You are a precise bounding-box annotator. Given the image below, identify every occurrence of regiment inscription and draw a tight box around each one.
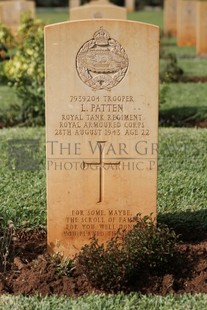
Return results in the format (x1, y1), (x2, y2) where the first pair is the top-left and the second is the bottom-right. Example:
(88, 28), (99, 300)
(45, 20), (159, 258)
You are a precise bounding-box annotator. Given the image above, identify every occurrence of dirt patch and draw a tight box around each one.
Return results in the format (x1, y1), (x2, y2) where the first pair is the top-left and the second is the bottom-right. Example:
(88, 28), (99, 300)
(194, 119), (207, 128)
(183, 76), (207, 83)
(0, 228), (207, 296)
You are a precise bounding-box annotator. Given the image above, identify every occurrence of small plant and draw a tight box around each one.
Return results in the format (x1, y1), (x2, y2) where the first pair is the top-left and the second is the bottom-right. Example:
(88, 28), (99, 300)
(50, 252), (75, 278)
(159, 82), (170, 105)
(76, 214), (180, 292)
(160, 52), (184, 83)
(0, 220), (16, 272)
(4, 16), (45, 125)
(0, 23), (15, 84)
(0, 23), (15, 54)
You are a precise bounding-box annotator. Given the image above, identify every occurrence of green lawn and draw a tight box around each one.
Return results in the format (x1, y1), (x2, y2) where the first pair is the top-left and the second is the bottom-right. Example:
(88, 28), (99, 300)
(160, 57), (207, 77)
(1, 292), (207, 309)
(159, 83), (207, 126)
(128, 9), (163, 28)
(0, 86), (20, 111)
(37, 7), (69, 24)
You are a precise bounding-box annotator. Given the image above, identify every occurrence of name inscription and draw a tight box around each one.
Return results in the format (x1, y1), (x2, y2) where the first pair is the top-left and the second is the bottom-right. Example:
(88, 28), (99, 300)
(54, 94), (150, 137)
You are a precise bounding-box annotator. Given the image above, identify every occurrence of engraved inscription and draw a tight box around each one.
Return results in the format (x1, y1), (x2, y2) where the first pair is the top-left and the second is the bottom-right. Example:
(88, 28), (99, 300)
(63, 209), (135, 237)
(76, 27), (129, 90)
(53, 93), (150, 137)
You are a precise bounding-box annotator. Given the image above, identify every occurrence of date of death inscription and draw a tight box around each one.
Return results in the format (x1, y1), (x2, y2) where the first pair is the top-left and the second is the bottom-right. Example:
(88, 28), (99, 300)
(54, 95), (150, 137)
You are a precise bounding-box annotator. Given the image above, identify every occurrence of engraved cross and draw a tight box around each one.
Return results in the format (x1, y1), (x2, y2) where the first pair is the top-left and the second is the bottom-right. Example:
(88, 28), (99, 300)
(83, 141), (120, 203)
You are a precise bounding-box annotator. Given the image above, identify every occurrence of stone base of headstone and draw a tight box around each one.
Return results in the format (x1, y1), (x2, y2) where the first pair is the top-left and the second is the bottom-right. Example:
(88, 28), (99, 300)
(177, 0), (197, 47)
(163, 0), (177, 37)
(196, 1), (207, 55)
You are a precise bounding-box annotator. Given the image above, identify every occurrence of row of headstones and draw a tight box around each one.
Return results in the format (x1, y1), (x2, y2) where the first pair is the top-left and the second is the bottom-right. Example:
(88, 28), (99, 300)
(164, 0), (207, 55)
(0, 0), (136, 33)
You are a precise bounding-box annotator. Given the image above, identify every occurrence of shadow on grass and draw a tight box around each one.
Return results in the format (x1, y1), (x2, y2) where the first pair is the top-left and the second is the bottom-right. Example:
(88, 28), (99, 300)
(159, 106), (207, 127)
(158, 209), (207, 241)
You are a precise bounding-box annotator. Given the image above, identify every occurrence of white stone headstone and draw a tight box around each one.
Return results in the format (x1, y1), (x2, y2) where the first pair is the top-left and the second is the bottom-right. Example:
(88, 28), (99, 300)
(70, 0), (127, 20)
(163, 0), (177, 36)
(177, 0), (197, 47)
(196, 1), (207, 55)
(45, 20), (159, 258)
(0, 0), (35, 32)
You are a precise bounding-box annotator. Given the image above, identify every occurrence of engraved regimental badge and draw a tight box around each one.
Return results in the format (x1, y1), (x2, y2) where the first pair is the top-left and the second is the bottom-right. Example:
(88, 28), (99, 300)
(76, 27), (129, 90)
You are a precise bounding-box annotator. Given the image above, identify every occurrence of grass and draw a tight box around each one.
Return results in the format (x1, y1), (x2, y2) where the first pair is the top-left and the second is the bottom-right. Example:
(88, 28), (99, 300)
(179, 58), (207, 77)
(1, 292), (207, 309)
(163, 45), (196, 58)
(159, 83), (207, 126)
(0, 86), (20, 111)
(128, 9), (163, 28)
(158, 128), (207, 214)
(160, 57), (207, 77)
(0, 127), (46, 227)
(36, 7), (69, 24)
(0, 127), (206, 230)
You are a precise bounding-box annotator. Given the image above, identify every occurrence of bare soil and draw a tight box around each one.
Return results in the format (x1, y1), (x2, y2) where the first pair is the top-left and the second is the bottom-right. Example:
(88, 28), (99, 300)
(0, 228), (207, 296)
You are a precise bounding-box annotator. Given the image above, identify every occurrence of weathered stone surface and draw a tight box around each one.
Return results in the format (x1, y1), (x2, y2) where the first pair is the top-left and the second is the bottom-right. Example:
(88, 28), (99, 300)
(70, 0), (127, 20)
(0, 0), (35, 32)
(196, 1), (207, 55)
(69, 0), (80, 9)
(177, 0), (197, 47)
(163, 0), (177, 36)
(125, 0), (135, 12)
(45, 20), (159, 258)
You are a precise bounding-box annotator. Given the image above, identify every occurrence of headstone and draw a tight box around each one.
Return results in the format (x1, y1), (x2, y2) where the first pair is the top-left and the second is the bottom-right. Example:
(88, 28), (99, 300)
(69, 0), (80, 9)
(177, 0), (197, 47)
(125, 0), (135, 12)
(196, 1), (207, 55)
(0, 0), (35, 32)
(163, 0), (177, 36)
(45, 20), (159, 258)
(70, 0), (127, 20)
(0, 6), (2, 22)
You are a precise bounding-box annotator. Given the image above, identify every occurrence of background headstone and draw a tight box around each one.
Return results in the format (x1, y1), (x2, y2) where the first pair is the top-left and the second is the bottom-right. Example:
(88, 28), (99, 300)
(125, 0), (135, 12)
(0, 0), (35, 32)
(45, 20), (159, 258)
(196, 1), (207, 55)
(69, 0), (80, 9)
(177, 0), (197, 47)
(163, 0), (177, 36)
(70, 0), (127, 20)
